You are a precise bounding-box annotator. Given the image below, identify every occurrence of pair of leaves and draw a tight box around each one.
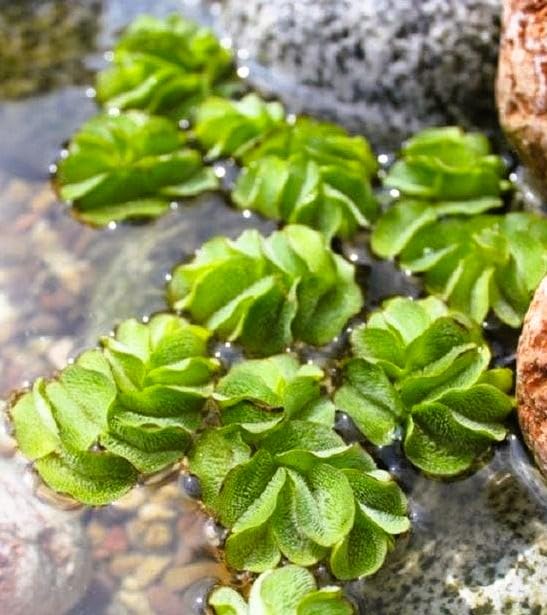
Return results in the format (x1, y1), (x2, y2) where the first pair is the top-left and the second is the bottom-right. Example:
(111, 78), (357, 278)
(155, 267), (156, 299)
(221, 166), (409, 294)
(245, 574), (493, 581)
(189, 419), (409, 579)
(208, 565), (354, 615)
(96, 14), (237, 121)
(10, 314), (219, 504)
(372, 126), (508, 259)
(56, 111), (218, 226)
(194, 94), (286, 160)
(334, 297), (514, 476)
(232, 118), (379, 239)
(215, 354), (335, 435)
(397, 213), (547, 327)
(167, 224), (363, 355)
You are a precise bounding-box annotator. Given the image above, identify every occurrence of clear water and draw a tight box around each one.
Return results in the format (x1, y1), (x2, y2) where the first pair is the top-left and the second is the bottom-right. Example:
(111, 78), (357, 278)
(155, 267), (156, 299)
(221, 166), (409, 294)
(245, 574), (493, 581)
(0, 2), (545, 614)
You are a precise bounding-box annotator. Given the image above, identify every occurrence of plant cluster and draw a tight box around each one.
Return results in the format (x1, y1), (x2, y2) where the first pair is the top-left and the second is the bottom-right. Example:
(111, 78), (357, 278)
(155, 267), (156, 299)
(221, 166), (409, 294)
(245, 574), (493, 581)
(10, 314), (219, 504)
(167, 224), (363, 355)
(57, 111), (218, 226)
(208, 565), (355, 614)
(231, 117), (378, 238)
(96, 14), (237, 120)
(335, 297), (514, 476)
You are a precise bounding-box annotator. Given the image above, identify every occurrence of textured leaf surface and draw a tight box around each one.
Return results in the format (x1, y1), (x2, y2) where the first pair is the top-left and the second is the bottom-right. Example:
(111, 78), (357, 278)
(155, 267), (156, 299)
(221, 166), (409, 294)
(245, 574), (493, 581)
(57, 111), (218, 225)
(11, 315), (218, 504)
(372, 126), (507, 258)
(335, 297), (514, 475)
(96, 14), (236, 120)
(190, 416), (408, 578)
(209, 565), (355, 615)
(168, 225), (363, 354)
(233, 117), (378, 238)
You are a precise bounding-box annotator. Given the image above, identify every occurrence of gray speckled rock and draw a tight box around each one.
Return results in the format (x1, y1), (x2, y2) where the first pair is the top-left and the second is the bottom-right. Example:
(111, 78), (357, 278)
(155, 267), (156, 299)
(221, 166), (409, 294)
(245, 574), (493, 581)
(217, 0), (501, 148)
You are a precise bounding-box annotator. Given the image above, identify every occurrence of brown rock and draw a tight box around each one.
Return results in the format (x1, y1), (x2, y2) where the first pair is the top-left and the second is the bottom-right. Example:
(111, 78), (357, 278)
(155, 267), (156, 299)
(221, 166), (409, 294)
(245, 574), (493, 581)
(497, 0), (547, 197)
(516, 275), (547, 475)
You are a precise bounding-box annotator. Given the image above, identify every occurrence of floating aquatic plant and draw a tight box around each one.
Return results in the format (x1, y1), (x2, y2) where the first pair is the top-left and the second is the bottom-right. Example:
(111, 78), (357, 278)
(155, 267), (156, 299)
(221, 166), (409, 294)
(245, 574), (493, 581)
(56, 111), (218, 226)
(334, 296), (514, 476)
(167, 224), (363, 355)
(371, 127), (508, 259)
(189, 418), (409, 579)
(194, 94), (286, 160)
(10, 314), (219, 504)
(396, 212), (547, 327)
(208, 565), (355, 614)
(96, 14), (237, 120)
(215, 354), (334, 434)
(232, 118), (379, 239)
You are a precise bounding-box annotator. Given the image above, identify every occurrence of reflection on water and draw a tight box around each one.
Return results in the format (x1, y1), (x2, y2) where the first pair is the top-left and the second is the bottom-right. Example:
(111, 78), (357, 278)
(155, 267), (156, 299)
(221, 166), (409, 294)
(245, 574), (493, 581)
(0, 1), (545, 614)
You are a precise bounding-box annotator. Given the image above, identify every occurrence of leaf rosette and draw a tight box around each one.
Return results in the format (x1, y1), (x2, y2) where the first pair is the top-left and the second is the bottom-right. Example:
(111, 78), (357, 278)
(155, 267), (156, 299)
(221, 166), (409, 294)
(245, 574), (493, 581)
(96, 14), (237, 120)
(194, 94), (285, 161)
(167, 224), (363, 355)
(214, 354), (335, 435)
(208, 565), (355, 615)
(232, 118), (379, 239)
(56, 111), (218, 226)
(10, 314), (219, 504)
(334, 296), (515, 476)
(189, 418), (409, 579)
(396, 212), (547, 327)
(372, 127), (508, 259)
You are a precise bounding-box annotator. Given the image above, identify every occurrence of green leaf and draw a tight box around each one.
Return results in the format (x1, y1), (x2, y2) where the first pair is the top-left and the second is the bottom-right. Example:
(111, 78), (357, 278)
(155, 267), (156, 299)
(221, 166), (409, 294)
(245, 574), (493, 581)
(209, 566), (355, 615)
(225, 523), (281, 572)
(233, 117), (378, 239)
(195, 94), (285, 160)
(335, 296), (514, 476)
(96, 14), (236, 120)
(57, 111), (218, 226)
(167, 225), (363, 355)
(35, 447), (138, 506)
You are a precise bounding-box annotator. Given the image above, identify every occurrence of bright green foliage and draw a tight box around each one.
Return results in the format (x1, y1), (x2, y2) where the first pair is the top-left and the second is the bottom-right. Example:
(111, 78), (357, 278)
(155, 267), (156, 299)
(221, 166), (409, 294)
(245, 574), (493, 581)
(208, 565), (355, 614)
(194, 94), (285, 160)
(56, 111), (218, 226)
(167, 224), (363, 355)
(10, 314), (219, 504)
(215, 354), (334, 434)
(372, 127), (508, 258)
(96, 14), (236, 120)
(232, 118), (379, 239)
(334, 297), (514, 476)
(189, 418), (409, 579)
(398, 212), (547, 327)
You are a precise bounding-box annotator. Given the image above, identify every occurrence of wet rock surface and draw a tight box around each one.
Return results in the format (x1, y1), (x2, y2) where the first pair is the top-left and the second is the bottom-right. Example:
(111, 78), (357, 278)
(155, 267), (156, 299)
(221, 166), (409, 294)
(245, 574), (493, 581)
(517, 276), (547, 476)
(215, 0), (501, 148)
(497, 0), (547, 199)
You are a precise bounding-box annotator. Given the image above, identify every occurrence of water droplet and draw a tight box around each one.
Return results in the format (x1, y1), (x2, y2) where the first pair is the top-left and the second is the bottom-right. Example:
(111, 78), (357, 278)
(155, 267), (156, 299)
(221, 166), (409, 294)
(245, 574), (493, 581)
(85, 87), (96, 99)
(59, 149), (69, 159)
(349, 253), (359, 262)
(180, 473), (202, 499)
(179, 118), (190, 130)
(377, 153), (389, 165)
(237, 48), (250, 60)
(220, 36), (232, 49)
(141, 315), (150, 324)
(107, 221), (117, 230)
(242, 209), (252, 219)
(389, 188), (400, 198)
(170, 201), (179, 210)
(237, 66), (250, 79)
(224, 342), (232, 348)
(107, 107), (121, 117)
(214, 165), (226, 179)
(48, 163), (57, 174)
(509, 172), (518, 182)
(164, 273), (173, 282)
(103, 50), (114, 62)
(287, 113), (297, 125)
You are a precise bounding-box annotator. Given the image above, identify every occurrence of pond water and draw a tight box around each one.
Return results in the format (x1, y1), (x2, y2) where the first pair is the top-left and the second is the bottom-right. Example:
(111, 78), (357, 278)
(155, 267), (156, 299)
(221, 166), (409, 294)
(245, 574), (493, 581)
(0, 1), (545, 614)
